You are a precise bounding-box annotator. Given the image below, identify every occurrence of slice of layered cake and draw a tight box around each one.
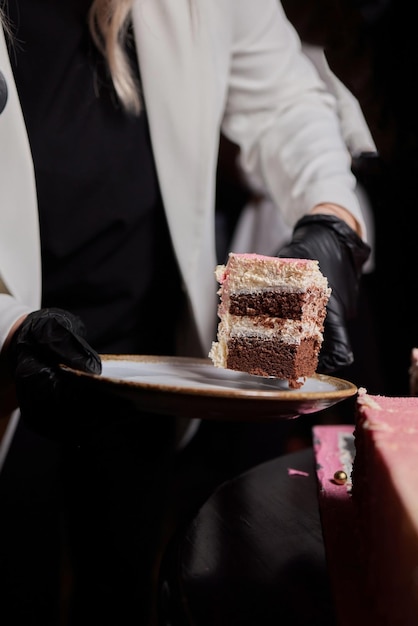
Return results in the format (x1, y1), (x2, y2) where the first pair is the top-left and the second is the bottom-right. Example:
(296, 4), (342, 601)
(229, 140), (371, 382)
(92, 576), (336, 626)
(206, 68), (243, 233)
(209, 252), (331, 388)
(351, 389), (418, 624)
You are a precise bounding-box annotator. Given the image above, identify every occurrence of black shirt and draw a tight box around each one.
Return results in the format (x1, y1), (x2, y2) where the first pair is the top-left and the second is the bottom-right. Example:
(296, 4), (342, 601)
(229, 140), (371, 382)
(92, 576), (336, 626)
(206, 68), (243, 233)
(5, 0), (182, 354)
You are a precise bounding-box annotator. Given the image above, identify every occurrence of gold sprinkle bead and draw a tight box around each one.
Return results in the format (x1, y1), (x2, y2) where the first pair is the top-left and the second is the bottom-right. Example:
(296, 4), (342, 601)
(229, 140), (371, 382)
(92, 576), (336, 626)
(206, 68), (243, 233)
(333, 470), (347, 485)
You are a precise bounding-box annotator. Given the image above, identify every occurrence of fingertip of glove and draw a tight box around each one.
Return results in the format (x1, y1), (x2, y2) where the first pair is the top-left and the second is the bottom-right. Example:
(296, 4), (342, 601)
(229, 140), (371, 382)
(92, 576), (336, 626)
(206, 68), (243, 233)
(318, 351), (354, 375)
(88, 354), (102, 375)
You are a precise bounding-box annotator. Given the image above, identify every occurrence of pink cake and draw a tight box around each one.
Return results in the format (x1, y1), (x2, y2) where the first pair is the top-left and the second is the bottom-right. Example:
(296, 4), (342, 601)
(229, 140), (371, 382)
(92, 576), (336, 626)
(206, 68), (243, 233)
(351, 389), (418, 624)
(209, 252), (331, 388)
(313, 424), (372, 626)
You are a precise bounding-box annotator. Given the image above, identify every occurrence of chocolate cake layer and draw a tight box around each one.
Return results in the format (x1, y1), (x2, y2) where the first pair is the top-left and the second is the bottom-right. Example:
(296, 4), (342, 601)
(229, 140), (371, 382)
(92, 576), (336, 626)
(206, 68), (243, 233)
(229, 291), (311, 319)
(225, 336), (320, 384)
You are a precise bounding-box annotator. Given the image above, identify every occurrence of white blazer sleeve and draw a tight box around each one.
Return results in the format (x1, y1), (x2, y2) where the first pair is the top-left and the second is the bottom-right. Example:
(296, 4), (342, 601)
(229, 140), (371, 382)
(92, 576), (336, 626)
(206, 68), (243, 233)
(221, 0), (365, 235)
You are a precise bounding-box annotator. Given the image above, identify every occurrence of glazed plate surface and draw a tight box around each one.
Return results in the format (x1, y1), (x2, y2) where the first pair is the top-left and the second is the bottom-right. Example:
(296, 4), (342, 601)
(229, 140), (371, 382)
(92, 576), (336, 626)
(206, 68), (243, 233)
(61, 355), (358, 421)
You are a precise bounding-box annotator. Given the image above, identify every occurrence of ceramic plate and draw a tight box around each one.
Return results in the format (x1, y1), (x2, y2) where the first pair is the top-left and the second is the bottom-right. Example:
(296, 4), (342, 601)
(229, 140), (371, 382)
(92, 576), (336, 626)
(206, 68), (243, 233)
(60, 354), (358, 421)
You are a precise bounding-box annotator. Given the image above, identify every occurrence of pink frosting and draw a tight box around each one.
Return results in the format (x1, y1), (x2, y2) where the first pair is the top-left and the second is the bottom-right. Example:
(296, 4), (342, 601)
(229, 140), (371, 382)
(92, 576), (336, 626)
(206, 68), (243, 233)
(313, 424), (375, 624)
(313, 425), (355, 498)
(357, 392), (418, 434)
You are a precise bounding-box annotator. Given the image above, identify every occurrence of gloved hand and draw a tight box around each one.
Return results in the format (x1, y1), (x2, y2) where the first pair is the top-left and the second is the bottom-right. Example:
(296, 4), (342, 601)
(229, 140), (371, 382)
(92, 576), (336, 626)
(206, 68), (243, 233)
(277, 214), (371, 373)
(8, 307), (102, 440)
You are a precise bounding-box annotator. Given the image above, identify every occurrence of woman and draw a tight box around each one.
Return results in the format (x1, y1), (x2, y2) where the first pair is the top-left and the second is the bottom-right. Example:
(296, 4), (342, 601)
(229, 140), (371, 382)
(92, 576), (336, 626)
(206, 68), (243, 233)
(0, 1), (370, 624)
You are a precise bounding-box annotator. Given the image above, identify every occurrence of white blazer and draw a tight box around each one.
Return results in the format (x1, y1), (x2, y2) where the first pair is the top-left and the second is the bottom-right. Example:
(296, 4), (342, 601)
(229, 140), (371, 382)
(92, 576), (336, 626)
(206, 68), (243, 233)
(0, 0), (365, 360)
(230, 43), (377, 270)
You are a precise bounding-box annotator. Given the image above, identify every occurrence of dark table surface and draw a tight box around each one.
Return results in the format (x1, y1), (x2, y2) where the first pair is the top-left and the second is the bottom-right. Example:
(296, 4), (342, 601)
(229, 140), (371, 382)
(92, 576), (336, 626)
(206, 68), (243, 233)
(158, 447), (337, 626)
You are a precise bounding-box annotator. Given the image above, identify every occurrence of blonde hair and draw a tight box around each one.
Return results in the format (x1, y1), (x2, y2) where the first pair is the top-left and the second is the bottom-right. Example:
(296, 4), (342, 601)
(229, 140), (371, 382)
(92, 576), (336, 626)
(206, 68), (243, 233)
(1, 0), (140, 113)
(0, 4), (12, 39)
(89, 0), (141, 115)
(3, 0), (194, 115)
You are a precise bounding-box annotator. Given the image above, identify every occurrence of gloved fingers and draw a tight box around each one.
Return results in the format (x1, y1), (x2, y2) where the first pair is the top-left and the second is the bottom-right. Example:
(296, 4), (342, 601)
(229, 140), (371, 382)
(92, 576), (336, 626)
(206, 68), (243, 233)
(279, 218), (365, 320)
(17, 321), (101, 373)
(8, 308), (102, 441)
(277, 214), (368, 375)
(31, 306), (88, 336)
(14, 354), (57, 386)
(10, 308), (101, 375)
(288, 215), (371, 273)
(318, 310), (354, 374)
(310, 214), (371, 273)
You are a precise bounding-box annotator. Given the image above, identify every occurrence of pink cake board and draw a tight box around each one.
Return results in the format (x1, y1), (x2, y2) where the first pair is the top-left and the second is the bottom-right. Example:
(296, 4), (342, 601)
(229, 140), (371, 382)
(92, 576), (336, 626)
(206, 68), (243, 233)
(313, 425), (374, 625)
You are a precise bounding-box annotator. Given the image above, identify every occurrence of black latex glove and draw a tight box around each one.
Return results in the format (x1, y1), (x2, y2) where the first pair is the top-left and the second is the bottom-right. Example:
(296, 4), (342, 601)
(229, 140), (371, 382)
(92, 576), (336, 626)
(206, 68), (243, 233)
(277, 214), (371, 373)
(8, 308), (102, 440)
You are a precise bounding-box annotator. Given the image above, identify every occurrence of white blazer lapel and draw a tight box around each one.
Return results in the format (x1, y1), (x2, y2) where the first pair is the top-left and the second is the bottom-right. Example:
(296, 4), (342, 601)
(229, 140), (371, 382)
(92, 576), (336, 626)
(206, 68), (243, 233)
(0, 28), (41, 308)
(132, 0), (220, 351)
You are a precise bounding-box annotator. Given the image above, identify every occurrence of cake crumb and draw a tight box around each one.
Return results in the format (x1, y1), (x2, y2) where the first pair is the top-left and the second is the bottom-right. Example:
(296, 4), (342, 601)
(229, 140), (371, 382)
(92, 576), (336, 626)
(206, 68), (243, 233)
(287, 468), (309, 477)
